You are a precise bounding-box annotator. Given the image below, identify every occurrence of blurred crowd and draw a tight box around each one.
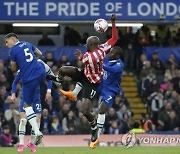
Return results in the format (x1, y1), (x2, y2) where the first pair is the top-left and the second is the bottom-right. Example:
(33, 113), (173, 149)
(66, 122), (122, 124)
(0, 25), (179, 141)
(138, 52), (180, 132)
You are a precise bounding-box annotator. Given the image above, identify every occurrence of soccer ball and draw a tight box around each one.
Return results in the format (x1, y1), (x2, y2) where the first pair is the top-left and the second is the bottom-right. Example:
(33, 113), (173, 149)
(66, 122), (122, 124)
(94, 18), (108, 33)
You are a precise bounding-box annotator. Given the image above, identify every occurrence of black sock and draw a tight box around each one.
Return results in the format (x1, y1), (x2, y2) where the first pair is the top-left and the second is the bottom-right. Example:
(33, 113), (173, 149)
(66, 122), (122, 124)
(89, 118), (97, 130)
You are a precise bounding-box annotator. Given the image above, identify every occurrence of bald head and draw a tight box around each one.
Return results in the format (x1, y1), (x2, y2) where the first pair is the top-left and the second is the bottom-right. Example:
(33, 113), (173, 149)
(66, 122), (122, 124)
(86, 36), (100, 51)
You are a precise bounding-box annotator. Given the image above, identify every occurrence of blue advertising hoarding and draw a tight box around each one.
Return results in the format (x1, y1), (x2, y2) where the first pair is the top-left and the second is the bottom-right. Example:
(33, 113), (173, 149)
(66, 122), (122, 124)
(0, 0), (179, 21)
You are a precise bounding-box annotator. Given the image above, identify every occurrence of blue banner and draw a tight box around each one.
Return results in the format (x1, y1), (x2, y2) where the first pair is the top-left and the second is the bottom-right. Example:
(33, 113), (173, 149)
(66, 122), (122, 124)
(143, 47), (180, 63)
(0, 0), (179, 21)
(1, 46), (179, 63)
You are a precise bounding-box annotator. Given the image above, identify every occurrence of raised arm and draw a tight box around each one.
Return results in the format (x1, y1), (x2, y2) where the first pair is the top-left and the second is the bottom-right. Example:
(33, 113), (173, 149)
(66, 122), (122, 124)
(99, 14), (118, 52)
(107, 14), (118, 46)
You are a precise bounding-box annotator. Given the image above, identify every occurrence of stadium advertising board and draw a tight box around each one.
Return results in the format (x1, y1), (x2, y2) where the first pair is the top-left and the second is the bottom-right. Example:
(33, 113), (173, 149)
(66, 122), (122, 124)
(24, 134), (180, 147)
(0, 0), (179, 21)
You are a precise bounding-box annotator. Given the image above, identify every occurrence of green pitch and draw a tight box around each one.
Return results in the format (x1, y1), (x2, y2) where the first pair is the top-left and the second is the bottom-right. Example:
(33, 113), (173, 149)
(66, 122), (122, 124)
(1, 146), (180, 154)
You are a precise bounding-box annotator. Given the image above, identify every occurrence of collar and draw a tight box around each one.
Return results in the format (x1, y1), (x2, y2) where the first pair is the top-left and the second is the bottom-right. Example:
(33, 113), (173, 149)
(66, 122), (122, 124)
(109, 60), (117, 62)
(15, 41), (20, 45)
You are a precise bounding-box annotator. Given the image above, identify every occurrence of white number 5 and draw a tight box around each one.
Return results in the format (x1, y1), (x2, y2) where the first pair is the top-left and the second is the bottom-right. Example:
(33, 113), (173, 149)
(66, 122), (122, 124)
(24, 48), (33, 62)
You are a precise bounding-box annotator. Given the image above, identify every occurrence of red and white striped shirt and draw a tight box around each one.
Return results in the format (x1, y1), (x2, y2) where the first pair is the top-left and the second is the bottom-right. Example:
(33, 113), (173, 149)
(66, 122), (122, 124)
(82, 23), (117, 83)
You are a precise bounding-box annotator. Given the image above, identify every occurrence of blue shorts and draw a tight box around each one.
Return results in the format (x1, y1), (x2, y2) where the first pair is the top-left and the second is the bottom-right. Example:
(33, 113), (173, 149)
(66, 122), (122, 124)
(20, 88), (42, 114)
(99, 90), (116, 108)
(22, 73), (45, 105)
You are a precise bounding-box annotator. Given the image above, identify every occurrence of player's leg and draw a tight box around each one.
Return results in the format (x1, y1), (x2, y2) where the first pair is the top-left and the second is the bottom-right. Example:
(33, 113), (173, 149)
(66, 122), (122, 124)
(28, 94), (42, 152)
(60, 82), (83, 101)
(18, 105), (27, 152)
(37, 59), (61, 86)
(59, 66), (84, 99)
(80, 79), (99, 149)
(22, 80), (43, 146)
(91, 91), (115, 149)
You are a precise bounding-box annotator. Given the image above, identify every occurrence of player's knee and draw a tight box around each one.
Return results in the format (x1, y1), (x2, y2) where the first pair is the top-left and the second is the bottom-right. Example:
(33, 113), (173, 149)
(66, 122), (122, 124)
(99, 102), (108, 114)
(20, 118), (27, 126)
(59, 67), (66, 76)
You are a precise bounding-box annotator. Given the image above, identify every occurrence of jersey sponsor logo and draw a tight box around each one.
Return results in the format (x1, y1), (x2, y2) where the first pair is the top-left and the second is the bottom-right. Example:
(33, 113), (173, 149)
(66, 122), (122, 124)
(103, 70), (107, 80)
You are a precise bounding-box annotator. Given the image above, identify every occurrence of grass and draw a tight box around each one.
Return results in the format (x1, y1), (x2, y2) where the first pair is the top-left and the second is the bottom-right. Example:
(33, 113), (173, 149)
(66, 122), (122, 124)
(1, 146), (180, 154)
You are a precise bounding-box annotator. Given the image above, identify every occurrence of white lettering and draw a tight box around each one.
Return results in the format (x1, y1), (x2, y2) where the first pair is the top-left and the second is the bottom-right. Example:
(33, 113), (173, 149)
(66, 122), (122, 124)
(115, 3), (122, 12)
(128, 3), (137, 16)
(77, 3), (88, 16)
(138, 137), (143, 143)
(156, 137), (163, 143)
(46, 2), (57, 16)
(29, 3), (39, 16)
(16, 2), (27, 16)
(169, 138), (175, 144)
(90, 3), (99, 16)
(58, 3), (68, 16)
(176, 138), (180, 143)
(138, 2), (151, 16)
(162, 138), (169, 144)
(152, 3), (164, 16)
(166, 3), (177, 16)
(143, 137), (149, 144)
(149, 137), (156, 144)
(4, 2), (14, 16)
(69, 3), (76, 16)
(105, 2), (114, 12)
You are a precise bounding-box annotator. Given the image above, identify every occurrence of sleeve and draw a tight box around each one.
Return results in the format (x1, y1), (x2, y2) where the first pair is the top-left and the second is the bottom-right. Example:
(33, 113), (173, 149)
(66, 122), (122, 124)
(9, 49), (16, 62)
(82, 53), (89, 65)
(47, 79), (52, 92)
(99, 23), (118, 53)
(31, 44), (36, 51)
(11, 72), (21, 94)
(103, 63), (122, 73)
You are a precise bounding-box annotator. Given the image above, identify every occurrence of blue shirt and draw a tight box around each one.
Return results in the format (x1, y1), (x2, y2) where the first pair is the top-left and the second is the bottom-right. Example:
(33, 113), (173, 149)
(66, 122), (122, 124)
(9, 41), (44, 83)
(99, 58), (124, 94)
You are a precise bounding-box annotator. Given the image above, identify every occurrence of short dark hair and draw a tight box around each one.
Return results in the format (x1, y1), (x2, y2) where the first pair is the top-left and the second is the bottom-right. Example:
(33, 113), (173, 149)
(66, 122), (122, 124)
(112, 46), (123, 58)
(4, 33), (19, 39)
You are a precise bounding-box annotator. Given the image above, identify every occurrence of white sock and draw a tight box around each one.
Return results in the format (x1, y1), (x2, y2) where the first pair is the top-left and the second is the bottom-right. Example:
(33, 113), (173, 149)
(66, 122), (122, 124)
(19, 118), (27, 145)
(72, 82), (83, 96)
(44, 63), (55, 76)
(24, 107), (40, 135)
(38, 59), (55, 76)
(97, 114), (105, 138)
(30, 123), (40, 144)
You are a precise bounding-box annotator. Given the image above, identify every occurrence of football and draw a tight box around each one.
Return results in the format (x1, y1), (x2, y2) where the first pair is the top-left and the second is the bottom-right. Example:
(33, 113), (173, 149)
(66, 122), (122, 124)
(94, 18), (108, 33)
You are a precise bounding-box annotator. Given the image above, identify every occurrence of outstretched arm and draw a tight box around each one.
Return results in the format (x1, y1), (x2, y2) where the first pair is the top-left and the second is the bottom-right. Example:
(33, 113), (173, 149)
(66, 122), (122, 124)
(107, 14), (118, 46)
(99, 14), (118, 52)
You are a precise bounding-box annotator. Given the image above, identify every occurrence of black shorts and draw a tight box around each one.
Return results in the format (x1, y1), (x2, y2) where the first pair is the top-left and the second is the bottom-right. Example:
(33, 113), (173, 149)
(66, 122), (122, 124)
(75, 68), (99, 100)
(81, 76), (99, 100)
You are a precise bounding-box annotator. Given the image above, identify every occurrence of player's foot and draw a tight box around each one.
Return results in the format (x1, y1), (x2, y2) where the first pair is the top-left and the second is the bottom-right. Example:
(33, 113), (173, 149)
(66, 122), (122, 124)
(53, 75), (63, 87)
(18, 144), (25, 152)
(35, 131), (43, 145)
(90, 128), (99, 149)
(27, 143), (36, 152)
(46, 75), (62, 87)
(60, 89), (77, 101)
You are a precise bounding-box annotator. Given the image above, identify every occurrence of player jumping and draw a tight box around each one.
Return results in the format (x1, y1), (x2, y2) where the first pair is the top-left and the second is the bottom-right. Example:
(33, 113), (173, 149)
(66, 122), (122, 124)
(48, 14), (117, 148)
(5, 33), (51, 145)
(61, 46), (124, 149)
